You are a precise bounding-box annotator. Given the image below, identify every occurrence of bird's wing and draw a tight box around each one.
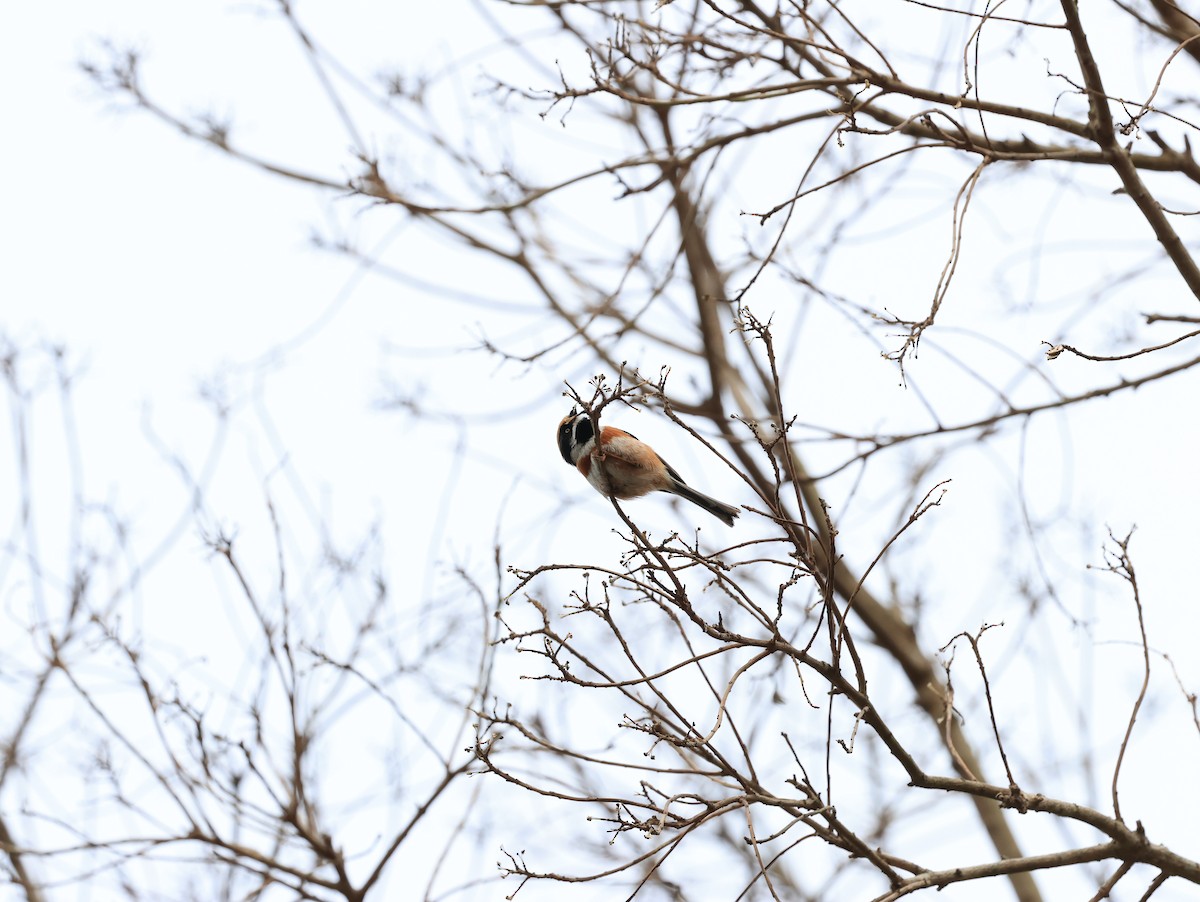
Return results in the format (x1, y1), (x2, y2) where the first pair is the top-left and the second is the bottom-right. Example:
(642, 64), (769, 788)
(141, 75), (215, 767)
(601, 428), (688, 484)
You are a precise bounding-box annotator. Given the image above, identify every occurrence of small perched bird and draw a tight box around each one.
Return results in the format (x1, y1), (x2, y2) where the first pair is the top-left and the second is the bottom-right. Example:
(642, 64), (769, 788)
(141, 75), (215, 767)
(557, 407), (740, 526)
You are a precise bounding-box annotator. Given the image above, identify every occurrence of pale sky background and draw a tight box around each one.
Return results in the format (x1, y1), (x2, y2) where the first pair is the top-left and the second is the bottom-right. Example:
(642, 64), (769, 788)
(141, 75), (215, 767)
(4, 2), (1200, 900)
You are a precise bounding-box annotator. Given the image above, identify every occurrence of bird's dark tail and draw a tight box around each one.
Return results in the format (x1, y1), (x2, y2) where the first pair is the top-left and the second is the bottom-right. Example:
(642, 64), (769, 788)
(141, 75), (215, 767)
(667, 483), (740, 526)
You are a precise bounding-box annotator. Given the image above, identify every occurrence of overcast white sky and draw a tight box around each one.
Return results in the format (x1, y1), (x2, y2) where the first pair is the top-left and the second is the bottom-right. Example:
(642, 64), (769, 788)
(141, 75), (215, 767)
(5, 2), (1200, 899)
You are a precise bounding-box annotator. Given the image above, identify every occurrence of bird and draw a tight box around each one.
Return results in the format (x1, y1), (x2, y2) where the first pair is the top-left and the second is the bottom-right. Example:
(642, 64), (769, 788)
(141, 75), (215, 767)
(556, 406), (740, 526)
